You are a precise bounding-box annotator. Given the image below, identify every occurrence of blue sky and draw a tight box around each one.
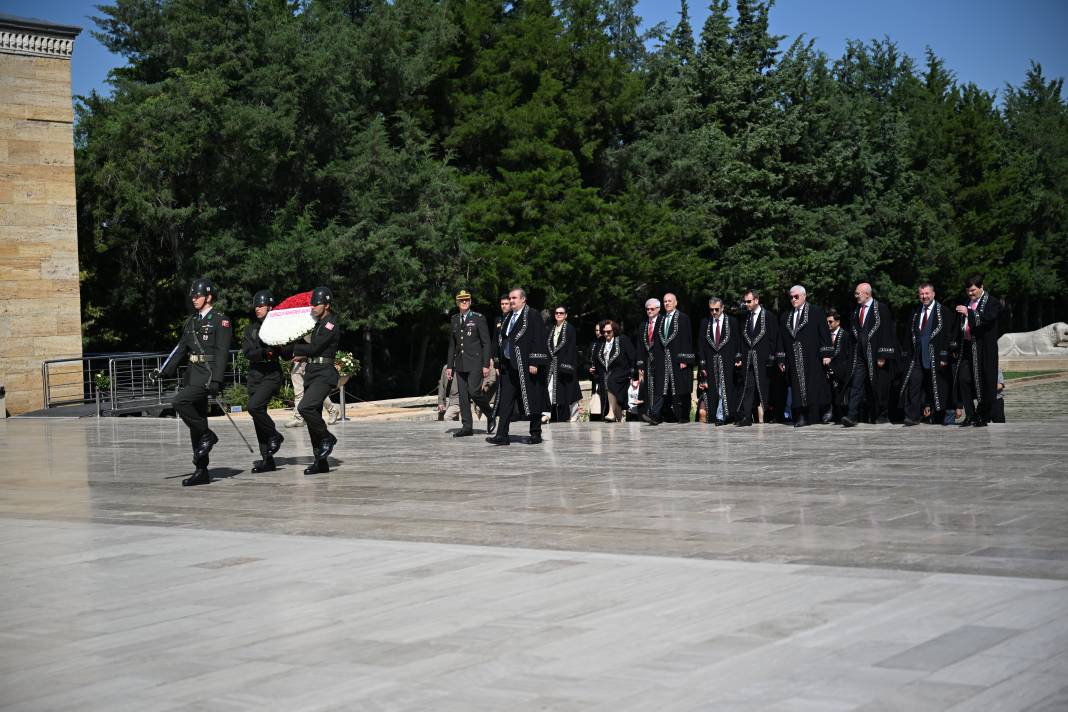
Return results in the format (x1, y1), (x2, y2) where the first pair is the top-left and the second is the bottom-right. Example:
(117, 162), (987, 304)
(4, 0), (1067, 100)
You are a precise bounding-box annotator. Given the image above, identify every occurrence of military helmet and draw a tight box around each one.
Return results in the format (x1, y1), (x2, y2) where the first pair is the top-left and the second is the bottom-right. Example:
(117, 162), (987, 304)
(252, 289), (274, 308)
(310, 286), (333, 306)
(189, 278), (216, 299)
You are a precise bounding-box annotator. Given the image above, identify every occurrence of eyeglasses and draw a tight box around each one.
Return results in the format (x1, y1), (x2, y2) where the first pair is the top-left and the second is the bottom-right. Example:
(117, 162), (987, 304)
(554, 311), (566, 315)
(789, 294), (802, 300)
(743, 299), (754, 304)
(458, 299), (470, 303)
(709, 307), (722, 312)
(603, 329), (613, 334)
(646, 307), (657, 311)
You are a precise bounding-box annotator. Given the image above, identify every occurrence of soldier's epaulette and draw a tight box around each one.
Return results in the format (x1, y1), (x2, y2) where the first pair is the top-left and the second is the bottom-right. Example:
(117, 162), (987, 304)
(470, 311), (483, 317)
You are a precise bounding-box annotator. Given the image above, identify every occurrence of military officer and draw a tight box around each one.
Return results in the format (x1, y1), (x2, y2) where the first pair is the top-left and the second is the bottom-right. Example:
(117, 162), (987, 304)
(291, 286), (341, 475)
(243, 290), (285, 472)
(154, 278), (233, 487)
(446, 289), (494, 436)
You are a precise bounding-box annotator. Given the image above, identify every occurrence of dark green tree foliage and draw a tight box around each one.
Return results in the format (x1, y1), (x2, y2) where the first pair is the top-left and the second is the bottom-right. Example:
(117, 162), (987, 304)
(76, 0), (1068, 394)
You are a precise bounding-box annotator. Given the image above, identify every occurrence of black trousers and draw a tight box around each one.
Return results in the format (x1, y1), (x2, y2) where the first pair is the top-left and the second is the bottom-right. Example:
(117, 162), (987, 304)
(173, 383), (212, 466)
(904, 365), (944, 422)
(495, 361), (540, 438)
(955, 353), (993, 420)
(456, 369), (492, 430)
(247, 371), (282, 456)
(847, 364), (890, 422)
(736, 366), (767, 421)
(298, 371), (335, 454)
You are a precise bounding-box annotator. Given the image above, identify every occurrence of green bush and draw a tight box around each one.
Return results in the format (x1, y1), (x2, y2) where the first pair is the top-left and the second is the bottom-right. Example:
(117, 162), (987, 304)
(222, 383), (249, 408)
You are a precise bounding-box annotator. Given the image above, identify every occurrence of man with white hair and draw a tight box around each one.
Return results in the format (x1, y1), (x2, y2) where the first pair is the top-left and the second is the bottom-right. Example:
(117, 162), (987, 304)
(635, 297), (666, 424)
(780, 285), (832, 427)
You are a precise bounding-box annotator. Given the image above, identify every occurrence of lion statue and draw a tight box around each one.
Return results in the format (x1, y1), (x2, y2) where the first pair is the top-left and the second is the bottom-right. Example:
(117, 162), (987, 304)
(998, 322), (1068, 357)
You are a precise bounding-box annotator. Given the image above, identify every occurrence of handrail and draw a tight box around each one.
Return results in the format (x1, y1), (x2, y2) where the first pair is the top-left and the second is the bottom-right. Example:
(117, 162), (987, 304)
(41, 350), (243, 413)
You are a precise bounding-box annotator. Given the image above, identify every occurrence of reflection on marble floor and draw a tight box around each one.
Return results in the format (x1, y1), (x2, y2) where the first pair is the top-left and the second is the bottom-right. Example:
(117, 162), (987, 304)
(2, 417), (1067, 579)
(1, 410), (1067, 710)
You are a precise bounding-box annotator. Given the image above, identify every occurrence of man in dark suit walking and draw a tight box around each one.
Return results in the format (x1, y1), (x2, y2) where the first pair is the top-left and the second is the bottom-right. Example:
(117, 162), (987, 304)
(488, 288), (549, 445)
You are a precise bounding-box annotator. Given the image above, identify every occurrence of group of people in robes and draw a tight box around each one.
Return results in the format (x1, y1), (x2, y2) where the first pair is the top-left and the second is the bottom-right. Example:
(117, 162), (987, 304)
(577, 276), (1002, 428)
(443, 274), (1003, 444)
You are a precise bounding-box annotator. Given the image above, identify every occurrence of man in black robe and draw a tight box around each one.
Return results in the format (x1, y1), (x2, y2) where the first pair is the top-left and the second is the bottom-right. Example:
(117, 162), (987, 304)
(487, 288), (549, 445)
(593, 320), (635, 423)
(546, 305), (582, 422)
(656, 293), (696, 422)
(900, 282), (952, 426)
(780, 285), (832, 427)
(823, 308), (853, 423)
(842, 282), (897, 427)
(950, 274), (1001, 427)
(635, 297), (666, 425)
(697, 297), (740, 425)
(735, 289), (781, 426)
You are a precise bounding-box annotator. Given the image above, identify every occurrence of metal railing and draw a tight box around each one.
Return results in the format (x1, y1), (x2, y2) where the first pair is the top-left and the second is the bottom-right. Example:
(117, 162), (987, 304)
(41, 351), (242, 415)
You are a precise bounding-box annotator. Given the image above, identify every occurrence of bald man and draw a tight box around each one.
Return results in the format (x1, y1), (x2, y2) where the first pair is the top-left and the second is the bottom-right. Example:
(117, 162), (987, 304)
(842, 283), (897, 427)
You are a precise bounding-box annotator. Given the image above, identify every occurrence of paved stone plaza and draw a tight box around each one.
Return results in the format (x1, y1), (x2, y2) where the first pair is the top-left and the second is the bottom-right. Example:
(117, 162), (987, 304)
(2, 381), (1067, 710)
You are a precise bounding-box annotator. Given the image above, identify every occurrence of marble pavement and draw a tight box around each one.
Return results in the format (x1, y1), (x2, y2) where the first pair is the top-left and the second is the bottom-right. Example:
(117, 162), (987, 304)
(1, 382), (1067, 710)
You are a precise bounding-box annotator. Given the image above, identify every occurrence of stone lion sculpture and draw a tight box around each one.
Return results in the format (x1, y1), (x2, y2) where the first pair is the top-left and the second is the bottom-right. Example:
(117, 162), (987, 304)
(998, 322), (1068, 357)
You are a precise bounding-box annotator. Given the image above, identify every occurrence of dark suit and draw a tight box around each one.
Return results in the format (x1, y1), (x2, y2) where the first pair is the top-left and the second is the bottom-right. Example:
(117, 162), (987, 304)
(847, 299), (896, 422)
(635, 313), (665, 419)
(594, 336), (636, 419)
(781, 303), (832, 422)
(242, 321), (283, 456)
(495, 305), (549, 437)
(900, 302), (951, 422)
(657, 310), (696, 421)
(697, 314), (740, 423)
(547, 321), (582, 421)
(951, 292), (1001, 423)
(447, 310), (493, 430)
(825, 327), (854, 421)
(161, 308), (233, 466)
(737, 308), (781, 421)
(293, 313), (340, 452)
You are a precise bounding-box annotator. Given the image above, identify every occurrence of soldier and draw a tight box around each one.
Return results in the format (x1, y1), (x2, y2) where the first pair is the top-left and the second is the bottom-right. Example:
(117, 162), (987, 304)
(446, 289), (494, 436)
(154, 278), (233, 487)
(243, 290), (284, 472)
(291, 286), (341, 474)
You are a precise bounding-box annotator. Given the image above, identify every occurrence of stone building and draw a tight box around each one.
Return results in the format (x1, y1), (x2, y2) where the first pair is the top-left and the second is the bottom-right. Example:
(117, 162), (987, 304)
(0, 14), (82, 415)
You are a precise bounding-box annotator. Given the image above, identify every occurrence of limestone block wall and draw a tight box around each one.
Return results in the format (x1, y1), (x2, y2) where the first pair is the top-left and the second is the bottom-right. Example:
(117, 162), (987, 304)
(0, 16), (82, 414)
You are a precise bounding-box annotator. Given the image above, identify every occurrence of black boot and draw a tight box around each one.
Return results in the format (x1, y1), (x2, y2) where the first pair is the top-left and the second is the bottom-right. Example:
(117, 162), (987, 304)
(304, 458), (329, 475)
(182, 468), (211, 487)
(316, 432), (338, 460)
(194, 430), (219, 460)
(265, 433), (284, 457)
(251, 455), (276, 473)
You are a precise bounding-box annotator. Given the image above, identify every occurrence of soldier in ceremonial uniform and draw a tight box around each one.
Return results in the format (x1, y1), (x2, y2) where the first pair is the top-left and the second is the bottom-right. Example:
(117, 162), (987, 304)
(155, 278), (233, 487)
(243, 290), (285, 472)
(291, 286), (341, 474)
(446, 289), (493, 436)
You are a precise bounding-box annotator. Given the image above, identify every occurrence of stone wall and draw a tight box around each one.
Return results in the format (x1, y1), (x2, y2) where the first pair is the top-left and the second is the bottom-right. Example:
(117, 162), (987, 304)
(0, 16), (82, 415)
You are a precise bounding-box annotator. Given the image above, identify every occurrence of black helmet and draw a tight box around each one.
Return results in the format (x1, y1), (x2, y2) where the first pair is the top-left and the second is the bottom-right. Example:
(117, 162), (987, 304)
(310, 286), (332, 306)
(252, 290), (274, 308)
(189, 278), (216, 299)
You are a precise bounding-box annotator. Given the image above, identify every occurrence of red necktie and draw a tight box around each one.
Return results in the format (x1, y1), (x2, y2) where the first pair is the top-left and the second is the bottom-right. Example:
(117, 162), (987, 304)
(647, 319), (654, 343)
(714, 319), (721, 347)
(920, 307), (928, 332)
(859, 305), (867, 327)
